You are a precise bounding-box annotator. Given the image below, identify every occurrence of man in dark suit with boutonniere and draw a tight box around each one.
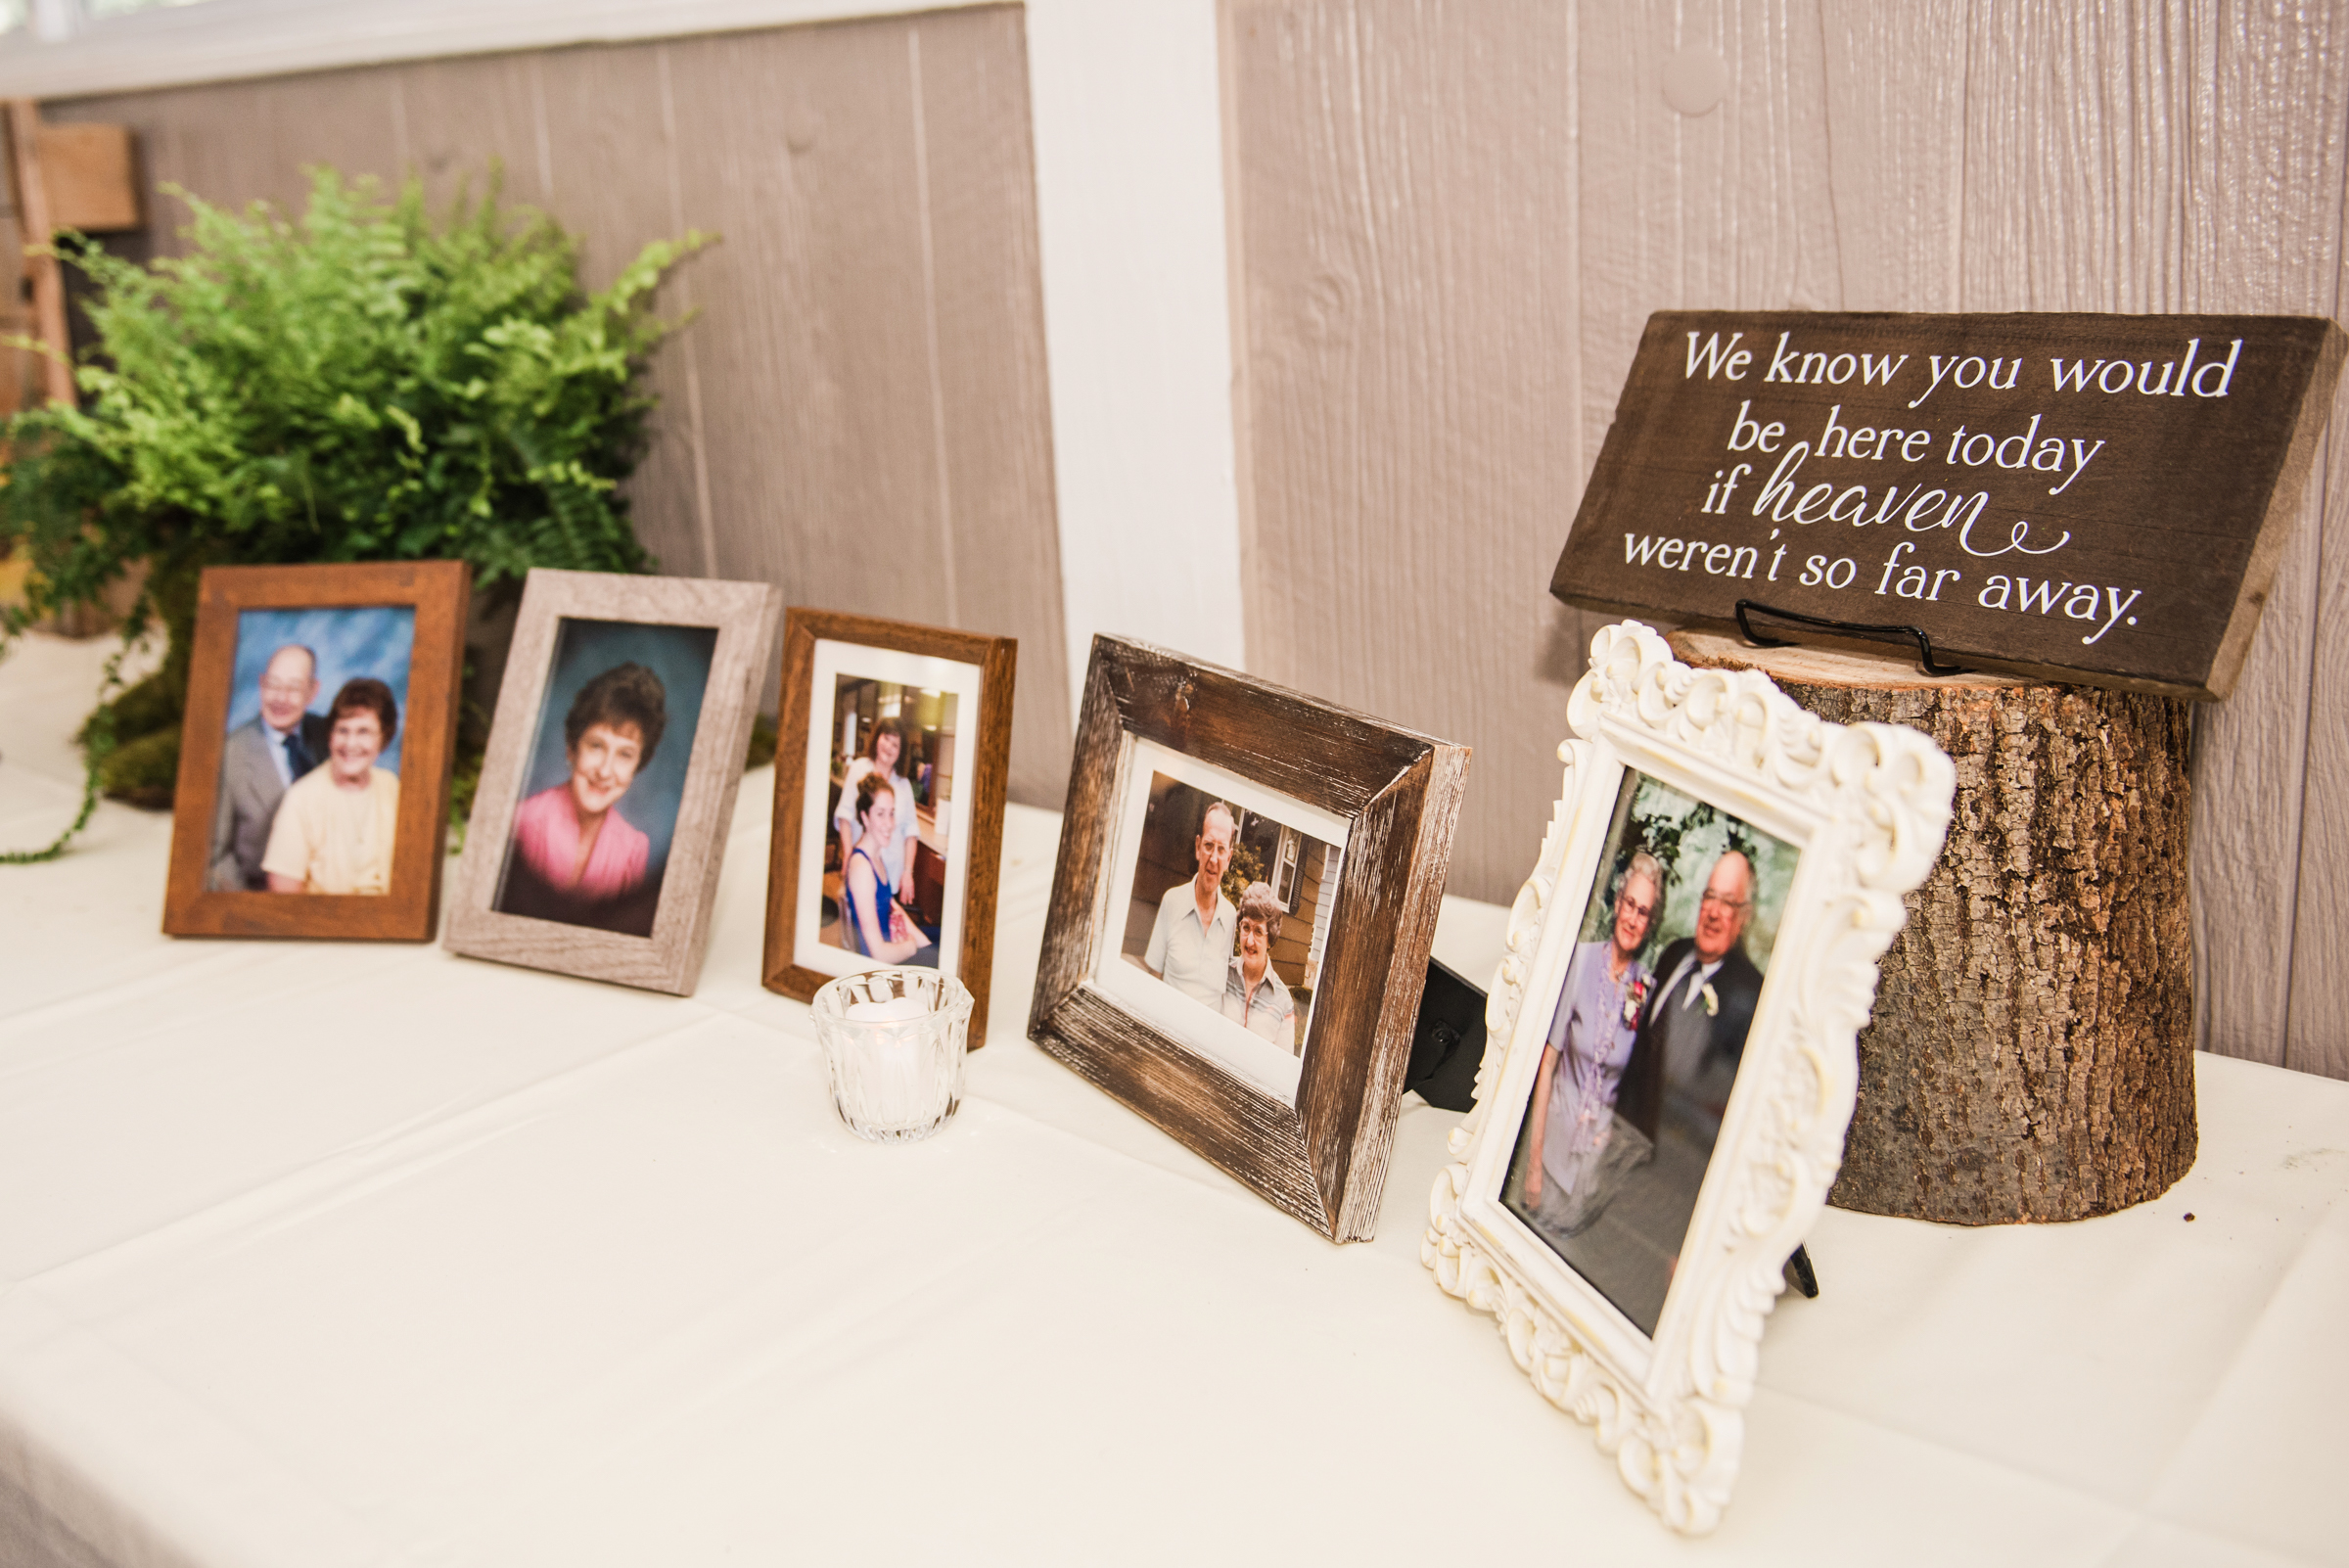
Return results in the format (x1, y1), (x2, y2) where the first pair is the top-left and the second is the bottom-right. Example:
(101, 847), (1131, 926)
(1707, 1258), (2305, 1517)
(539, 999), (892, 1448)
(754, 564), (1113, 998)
(1617, 849), (1767, 1148)
(207, 643), (332, 891)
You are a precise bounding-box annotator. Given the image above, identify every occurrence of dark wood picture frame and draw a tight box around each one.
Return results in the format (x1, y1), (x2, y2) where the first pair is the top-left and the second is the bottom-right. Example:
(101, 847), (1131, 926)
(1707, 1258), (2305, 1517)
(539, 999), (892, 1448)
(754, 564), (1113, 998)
(162, 560), (471, 942)
(760, 608), (1017, 1048)
(1029, 635), (1470, 1242)
(442, 569), (783, 995)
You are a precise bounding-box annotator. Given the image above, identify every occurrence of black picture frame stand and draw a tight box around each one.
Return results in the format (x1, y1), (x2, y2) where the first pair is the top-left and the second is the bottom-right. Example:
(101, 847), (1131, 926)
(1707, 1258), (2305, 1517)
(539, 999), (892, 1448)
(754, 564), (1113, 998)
(1735, 597), (1970, 679)
(1408, 957), (1818, 1296)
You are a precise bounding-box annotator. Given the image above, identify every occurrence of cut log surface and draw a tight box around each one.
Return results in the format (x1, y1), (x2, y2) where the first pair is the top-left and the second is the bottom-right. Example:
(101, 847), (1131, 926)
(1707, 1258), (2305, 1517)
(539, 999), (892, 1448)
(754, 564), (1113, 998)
(1671, 628), (2197, 1224)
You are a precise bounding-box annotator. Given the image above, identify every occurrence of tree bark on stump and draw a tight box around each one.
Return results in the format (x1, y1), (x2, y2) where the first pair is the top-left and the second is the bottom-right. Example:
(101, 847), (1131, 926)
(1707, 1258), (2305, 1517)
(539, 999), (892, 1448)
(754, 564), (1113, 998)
(1671, 630), (2197, 1224)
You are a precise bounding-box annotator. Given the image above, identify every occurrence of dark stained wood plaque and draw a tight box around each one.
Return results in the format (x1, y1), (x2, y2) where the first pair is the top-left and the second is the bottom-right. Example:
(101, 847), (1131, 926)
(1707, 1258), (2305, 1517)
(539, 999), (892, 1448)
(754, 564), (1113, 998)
(1551, 311), (2346, 699)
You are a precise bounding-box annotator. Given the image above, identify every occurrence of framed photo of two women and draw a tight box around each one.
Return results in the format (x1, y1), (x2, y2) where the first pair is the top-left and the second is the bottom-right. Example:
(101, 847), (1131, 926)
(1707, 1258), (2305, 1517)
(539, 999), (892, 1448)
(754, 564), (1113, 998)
(759, 610), (1016, 1045)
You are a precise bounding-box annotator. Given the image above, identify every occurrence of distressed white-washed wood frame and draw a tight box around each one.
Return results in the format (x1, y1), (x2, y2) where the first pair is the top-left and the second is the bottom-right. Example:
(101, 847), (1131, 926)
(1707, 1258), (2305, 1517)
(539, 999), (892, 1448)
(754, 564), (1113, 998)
(1423, 621), (1952, 1534)
(1032, 634), (1469, 1242)
(444, 568), (782, 994)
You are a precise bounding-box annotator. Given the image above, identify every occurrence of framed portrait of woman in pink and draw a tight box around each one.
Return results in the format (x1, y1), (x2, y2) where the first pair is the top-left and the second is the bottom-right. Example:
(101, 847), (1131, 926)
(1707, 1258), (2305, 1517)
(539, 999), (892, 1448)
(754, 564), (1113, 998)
(443, 569), (781, 994)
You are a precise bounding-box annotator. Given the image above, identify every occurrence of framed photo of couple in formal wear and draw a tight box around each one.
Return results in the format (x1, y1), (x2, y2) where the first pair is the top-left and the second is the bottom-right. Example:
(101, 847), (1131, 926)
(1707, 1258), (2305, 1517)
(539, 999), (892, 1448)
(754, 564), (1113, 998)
(443, 569), (782, 994)
(162, 561), (470, 941)
(1421, 621), (1954, 1536)
(1030, 635), (1469, 1242)
(760, 610), (1016, 1046)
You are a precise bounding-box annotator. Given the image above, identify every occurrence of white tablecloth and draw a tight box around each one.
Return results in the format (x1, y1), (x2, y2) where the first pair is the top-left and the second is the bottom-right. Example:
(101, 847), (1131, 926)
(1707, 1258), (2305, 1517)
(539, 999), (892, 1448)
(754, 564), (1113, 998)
(2, 630), (2345, 1567)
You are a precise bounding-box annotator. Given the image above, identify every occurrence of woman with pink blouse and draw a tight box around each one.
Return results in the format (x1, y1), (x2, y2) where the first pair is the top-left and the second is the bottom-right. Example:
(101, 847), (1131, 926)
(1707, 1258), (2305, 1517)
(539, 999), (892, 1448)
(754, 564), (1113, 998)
(495, 663), (668, 937)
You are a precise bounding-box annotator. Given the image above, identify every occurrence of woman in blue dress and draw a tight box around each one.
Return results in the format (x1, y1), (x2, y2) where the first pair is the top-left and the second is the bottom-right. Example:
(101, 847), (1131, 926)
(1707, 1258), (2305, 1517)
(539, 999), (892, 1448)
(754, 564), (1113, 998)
(842, 772), (938, 966)
(1522, 850), (1663, 1236)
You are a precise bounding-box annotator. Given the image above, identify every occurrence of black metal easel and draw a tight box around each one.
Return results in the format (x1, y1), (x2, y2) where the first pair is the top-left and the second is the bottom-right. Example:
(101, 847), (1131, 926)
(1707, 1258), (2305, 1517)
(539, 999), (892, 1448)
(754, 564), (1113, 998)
(1734, 597), (1971, 679)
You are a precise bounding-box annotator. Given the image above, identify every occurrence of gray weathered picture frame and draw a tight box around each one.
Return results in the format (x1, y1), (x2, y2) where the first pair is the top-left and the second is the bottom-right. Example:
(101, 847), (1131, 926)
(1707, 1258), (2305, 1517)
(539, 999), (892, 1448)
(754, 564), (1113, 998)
(443, 569), (782, 994)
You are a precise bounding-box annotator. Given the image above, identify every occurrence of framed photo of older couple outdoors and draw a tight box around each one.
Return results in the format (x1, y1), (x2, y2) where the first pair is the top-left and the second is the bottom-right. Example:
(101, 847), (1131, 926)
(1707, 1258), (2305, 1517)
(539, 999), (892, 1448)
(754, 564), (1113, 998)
(162, 561), (471, 942)
(759, 609), (1017, 1046)
(1029, 635), (1469, 1243)
(443, 569), (783, 994)
(1421, 622), (1954, 1536)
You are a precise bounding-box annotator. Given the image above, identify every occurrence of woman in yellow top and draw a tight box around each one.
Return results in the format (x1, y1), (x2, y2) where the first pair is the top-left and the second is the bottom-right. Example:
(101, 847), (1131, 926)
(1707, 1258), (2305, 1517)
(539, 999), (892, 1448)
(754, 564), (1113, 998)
(261, 678), (401, 895)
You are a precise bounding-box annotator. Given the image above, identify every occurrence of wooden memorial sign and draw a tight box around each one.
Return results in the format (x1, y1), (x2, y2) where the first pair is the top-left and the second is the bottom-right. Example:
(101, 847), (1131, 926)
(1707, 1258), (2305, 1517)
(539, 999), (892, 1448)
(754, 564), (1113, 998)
(1551, 311), (2345, 698)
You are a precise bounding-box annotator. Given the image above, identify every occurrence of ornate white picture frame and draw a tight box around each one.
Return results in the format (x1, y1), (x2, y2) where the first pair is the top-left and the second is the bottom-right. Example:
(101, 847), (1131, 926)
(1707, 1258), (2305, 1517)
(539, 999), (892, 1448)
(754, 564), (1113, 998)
(1421, 622), (1953, 1533)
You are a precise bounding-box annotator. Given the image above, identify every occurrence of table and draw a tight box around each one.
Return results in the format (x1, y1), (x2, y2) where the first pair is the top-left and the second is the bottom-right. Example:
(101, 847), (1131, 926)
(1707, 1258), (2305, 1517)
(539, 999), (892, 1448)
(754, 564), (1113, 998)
(3, 629), (2345, 1567)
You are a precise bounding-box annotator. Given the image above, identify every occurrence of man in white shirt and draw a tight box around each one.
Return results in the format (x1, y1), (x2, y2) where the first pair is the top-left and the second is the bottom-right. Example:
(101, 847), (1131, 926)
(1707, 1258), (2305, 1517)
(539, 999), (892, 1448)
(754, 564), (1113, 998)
(207, 644), (329, 891)
(1142, 801), (1239, 1008)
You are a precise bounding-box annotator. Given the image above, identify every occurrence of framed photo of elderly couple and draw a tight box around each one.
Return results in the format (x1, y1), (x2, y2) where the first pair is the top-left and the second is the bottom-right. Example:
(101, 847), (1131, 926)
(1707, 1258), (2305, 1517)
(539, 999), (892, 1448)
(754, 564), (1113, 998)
(443, 569), (783, 994)
(1421, 622), (1954, 1535)
(1029, 635), (1470, 1243)
(759, 609), (1017, 1046)
(162, 562), (471, 941)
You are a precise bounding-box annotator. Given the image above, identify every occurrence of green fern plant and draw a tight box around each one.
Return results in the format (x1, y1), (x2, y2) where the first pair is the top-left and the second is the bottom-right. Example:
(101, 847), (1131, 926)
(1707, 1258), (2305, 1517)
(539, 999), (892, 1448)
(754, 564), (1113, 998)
(1, 165), (710, 830)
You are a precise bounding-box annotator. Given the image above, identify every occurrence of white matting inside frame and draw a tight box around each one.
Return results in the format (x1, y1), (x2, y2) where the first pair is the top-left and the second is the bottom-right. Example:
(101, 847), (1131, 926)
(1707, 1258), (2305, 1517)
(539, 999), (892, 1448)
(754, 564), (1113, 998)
(1089, 734), (1349, 1107)
(1467, 737), (1821, 1378)
(791, 637), (985, 983)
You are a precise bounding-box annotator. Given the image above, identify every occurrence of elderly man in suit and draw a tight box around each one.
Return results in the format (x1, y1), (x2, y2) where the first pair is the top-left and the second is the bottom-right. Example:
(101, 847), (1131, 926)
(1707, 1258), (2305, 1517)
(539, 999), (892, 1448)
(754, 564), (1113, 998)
(1617, 849), (1767, 1146)
(207, 644), (330, 891)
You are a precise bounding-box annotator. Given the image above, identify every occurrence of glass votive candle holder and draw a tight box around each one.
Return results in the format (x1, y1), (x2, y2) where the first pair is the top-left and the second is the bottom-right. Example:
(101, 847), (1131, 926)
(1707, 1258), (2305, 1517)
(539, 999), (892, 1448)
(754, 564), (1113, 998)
(809, 968), (974, 1143)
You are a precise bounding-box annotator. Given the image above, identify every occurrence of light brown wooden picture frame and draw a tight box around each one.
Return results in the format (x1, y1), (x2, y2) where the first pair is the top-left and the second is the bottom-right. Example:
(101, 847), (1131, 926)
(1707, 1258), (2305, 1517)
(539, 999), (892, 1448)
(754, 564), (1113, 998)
(760, 609), (1017, 1048)
(162, 560), (471, 942)
(1029, 635), (1470, 1242)
(442, 569), (782, 994)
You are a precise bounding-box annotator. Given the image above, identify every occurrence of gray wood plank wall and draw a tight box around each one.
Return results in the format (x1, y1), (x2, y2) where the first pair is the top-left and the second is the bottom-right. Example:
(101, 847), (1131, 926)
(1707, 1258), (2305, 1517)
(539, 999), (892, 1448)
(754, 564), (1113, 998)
(46, 7), (1075, 808)
(1224, 0), (2349, 1079)
(27, 1), (2346, 1076)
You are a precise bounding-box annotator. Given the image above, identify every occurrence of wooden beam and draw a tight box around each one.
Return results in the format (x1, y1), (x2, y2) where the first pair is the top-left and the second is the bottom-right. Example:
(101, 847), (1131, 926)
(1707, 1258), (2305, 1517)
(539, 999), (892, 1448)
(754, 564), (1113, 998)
(2, 99), (77, 408)
(38, 122), (141, 233)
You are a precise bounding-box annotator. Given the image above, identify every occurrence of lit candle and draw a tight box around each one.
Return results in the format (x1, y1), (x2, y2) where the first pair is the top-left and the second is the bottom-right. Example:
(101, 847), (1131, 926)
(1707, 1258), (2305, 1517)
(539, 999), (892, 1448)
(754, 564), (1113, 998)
(836, 992), (940, 1130)
(812, 973), (973, 1144)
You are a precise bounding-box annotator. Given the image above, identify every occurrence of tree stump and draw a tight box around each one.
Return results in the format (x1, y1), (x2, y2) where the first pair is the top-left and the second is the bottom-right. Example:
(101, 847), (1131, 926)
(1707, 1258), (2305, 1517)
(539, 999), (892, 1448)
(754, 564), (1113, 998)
(1670, 629), (2197, 1224)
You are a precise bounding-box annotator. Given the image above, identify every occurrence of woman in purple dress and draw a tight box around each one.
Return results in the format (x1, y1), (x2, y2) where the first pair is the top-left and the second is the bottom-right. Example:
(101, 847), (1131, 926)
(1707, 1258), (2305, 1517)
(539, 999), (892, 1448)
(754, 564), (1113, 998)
(1522, 850), (1664, 1236)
